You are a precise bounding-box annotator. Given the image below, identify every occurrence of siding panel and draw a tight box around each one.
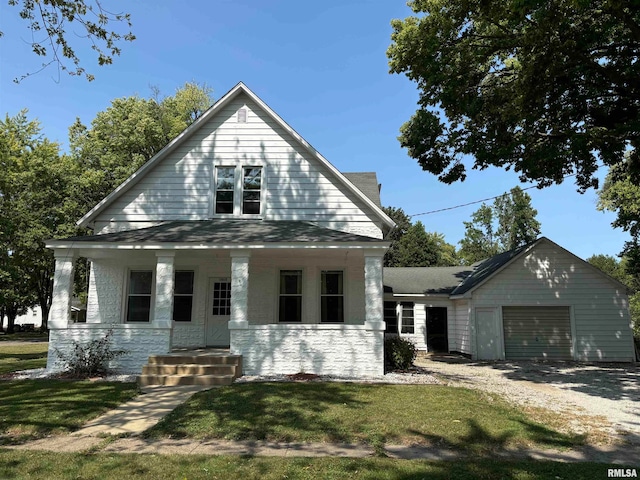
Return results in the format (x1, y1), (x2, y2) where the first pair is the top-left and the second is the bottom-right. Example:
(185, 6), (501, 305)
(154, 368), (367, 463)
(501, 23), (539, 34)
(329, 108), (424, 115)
(95, 94), (382, 238)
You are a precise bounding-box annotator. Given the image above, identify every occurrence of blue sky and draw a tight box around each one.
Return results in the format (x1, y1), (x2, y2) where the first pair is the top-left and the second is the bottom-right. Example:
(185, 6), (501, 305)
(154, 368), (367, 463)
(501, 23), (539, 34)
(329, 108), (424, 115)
(0, 1), (625, 260)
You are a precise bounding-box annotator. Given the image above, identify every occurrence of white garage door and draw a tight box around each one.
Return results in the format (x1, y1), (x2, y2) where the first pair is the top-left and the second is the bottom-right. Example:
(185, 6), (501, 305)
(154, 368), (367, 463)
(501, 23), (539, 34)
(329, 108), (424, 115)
(502, 306), (572, 360)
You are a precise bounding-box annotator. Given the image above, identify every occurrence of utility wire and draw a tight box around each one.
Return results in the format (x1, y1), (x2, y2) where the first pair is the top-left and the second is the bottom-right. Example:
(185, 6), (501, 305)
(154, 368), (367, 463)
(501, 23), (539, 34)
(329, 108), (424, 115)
(408, 169), (592, 218)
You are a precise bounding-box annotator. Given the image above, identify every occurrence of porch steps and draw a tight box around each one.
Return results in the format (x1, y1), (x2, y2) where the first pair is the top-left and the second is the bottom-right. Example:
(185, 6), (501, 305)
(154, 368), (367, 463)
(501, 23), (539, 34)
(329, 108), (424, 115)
(138, 351), (242, 387)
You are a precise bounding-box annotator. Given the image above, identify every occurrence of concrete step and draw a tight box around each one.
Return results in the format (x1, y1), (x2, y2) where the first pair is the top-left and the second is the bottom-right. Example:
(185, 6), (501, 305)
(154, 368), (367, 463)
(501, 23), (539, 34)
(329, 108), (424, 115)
(148, 354), (242, 366)
(142, 364), (237, 376)
(138, 374), (235, 387)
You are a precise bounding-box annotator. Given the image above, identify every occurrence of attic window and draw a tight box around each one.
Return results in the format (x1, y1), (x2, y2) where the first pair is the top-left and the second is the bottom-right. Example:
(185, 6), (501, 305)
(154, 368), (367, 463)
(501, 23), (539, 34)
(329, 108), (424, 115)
(238, 108), (247, 123)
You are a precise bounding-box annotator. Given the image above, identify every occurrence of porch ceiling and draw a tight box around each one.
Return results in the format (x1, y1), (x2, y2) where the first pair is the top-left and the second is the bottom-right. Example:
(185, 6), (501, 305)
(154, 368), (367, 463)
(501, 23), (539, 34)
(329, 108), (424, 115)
(46, 220), (389, 250)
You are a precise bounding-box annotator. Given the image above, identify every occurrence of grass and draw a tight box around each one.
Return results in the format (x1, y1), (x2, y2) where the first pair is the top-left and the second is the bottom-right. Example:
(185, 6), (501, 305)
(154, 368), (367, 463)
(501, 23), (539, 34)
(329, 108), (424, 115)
(0, 343), (49, 375)
(145, 382), (584, 452)
(0, 450), (614, 479)
(0, 380), (139, 445)
(0, 331), (48, 342)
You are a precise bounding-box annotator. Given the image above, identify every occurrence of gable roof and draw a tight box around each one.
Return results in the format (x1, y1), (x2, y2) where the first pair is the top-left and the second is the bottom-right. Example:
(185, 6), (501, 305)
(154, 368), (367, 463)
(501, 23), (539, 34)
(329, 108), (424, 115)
(48, 220), (389, 249)
(384, 237), (631, 299)
(384, 266), (474, 295)
(342, 172), (382, 207)
(449, 241), (536, 296)
(77, 82), (395, 231)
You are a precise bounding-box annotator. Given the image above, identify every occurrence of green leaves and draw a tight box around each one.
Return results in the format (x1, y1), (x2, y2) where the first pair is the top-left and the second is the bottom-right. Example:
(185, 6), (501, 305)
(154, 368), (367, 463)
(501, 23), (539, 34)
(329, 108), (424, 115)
(388, 0), (640, 191)
(458, 187), (541, 264)
(7, 0), (135, 82)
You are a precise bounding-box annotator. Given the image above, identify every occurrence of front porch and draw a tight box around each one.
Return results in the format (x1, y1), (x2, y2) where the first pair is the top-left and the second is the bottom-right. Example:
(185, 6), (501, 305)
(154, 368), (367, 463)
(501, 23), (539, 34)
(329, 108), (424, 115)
(46, 223), (388, 377)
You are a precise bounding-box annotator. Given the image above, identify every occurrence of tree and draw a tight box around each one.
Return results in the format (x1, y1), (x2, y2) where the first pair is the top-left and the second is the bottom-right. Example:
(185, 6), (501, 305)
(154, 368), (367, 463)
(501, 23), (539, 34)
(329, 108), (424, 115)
(395, 221), (441, 267)
(388, 1), (640, 191)
(458, 204), (499, 265)
(4, 0), (135, 82)
(70, 82), (214, 209)
(598, 162), (640, 281)
(383, 207), (459, 267)
(494, 187), (541, 250)
(459, 187), (541, 264)
(0, 111), (82, 330)
(382, 206), (412, 267)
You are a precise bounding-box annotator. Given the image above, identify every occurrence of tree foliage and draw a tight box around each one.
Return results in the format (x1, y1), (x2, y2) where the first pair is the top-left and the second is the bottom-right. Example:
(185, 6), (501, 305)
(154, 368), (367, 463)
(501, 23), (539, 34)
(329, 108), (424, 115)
(70, 81), (214, 209)
(388, 1), (640, 191)
(4, 0), (135, 82)
(383, 207), (459, 267)
(459, 187), (540, 264)
(0, 111), (82, 330)
(598, 161), (640, 281)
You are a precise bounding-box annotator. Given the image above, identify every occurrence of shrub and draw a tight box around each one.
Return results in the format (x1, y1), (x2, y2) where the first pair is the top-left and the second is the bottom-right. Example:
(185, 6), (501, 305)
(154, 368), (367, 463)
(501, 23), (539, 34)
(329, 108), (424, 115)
(385, 336), (417, 371)
(54, 328), (126, 377)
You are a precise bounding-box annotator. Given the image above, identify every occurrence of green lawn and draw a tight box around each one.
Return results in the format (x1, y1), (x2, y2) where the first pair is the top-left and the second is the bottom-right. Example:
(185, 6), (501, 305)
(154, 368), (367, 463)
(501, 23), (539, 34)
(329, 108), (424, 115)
(0, 380), (139, 445)
(0, 343), (49, 375)
(0, 331), (48, 342)
(0, 450), (612, 479)
(146, 382), (583, 452)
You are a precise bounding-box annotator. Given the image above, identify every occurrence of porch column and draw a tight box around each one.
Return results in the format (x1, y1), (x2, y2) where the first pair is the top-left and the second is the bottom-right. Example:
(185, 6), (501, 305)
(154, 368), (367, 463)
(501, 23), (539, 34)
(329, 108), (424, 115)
(49, 249), (78, 329)
(229, 250), (251, 329)
(153, 252), (175, 328)
(364, 249), (386, 330)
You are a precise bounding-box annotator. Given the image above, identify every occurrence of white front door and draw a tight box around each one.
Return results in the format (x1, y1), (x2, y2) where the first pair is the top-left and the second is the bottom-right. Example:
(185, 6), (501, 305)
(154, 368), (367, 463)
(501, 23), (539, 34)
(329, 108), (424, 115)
(475, 307), (502, 360)
(206, 277), (231, 347)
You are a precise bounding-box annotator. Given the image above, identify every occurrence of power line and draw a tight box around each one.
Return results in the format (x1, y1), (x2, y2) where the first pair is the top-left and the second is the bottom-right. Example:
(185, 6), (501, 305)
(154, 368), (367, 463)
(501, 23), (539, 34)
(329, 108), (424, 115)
(408, 170), (590, 218)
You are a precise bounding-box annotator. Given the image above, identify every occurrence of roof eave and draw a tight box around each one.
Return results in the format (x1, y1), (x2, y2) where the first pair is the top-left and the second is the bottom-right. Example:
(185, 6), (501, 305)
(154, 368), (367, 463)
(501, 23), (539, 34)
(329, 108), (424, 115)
(46, 240), (391, 250)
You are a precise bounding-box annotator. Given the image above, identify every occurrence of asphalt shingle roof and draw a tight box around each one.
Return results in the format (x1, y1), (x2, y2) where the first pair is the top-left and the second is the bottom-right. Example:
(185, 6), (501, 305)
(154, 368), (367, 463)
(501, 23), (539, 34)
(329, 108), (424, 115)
(383, 266), (475, 295)
(62, 220), (385, 244)
(342, 172), (382, 207)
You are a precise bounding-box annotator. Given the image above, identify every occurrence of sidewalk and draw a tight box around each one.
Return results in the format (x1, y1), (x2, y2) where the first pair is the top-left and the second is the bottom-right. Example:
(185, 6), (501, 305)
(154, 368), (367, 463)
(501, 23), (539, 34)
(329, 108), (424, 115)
(6, 435), (640, 465)
(4, 384), (639, 465)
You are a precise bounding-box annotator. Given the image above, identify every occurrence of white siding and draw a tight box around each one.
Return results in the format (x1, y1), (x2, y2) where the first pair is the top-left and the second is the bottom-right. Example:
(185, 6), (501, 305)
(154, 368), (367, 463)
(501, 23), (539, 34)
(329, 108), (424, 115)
(450, 300), (471, 354)
(94, 94), (383, 238)
(472, 240), (634, 362)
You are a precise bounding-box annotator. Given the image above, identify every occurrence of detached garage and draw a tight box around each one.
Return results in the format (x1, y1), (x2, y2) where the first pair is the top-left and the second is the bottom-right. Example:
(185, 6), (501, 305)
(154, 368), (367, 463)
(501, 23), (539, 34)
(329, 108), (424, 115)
(384, 237), (635, 363)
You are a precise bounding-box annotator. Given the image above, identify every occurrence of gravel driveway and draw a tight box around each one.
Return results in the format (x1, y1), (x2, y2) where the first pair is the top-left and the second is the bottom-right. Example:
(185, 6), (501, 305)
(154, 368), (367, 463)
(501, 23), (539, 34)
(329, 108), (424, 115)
(415, 355), (640, 444)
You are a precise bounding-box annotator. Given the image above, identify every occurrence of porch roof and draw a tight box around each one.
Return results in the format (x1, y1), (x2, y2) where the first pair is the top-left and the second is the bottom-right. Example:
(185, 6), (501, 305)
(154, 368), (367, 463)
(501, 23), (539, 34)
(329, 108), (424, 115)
(47, 220), (389, 249)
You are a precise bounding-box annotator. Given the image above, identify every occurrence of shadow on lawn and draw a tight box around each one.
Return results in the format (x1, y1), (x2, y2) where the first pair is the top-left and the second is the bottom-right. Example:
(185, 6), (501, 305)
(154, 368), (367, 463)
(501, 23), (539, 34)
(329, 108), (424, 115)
(146, 382), (367, 443)
(408, 417), (581, 453)
(0, 380), (137, 445)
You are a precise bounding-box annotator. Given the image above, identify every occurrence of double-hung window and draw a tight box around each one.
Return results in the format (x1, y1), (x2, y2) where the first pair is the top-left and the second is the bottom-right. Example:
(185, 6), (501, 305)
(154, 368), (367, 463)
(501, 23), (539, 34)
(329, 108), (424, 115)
(279, 270), (302, 322)
(215, 167), (235, 214)
(400, 302), (415, 334)
(242, 167), (262, 214)
(173, 271), (194, 322)
(320, 270), (344, 322)
(126, 270), (153, 322)
(214, 165), (263, 215)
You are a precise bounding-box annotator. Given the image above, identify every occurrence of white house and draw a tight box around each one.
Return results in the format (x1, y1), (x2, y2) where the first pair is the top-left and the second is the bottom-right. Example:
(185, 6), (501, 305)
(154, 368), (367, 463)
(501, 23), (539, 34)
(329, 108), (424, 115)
(45, 83), (635, 382)
(384, 237), (635, 362)
(45, 82), (395, 378)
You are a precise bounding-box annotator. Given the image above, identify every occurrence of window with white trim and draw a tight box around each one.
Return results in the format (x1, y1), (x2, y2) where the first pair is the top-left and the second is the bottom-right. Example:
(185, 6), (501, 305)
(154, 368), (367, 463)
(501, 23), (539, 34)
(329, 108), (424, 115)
(126, 270), (153, 322)
(400, 302), (415, 334)
(213, 165), (263, 216)
(321, 270), (344, 323)
(279, 270), (302, 322)
(173, 271), (194, 322)
(214, 166), (235, 214)
(242, 167), (262, 214)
